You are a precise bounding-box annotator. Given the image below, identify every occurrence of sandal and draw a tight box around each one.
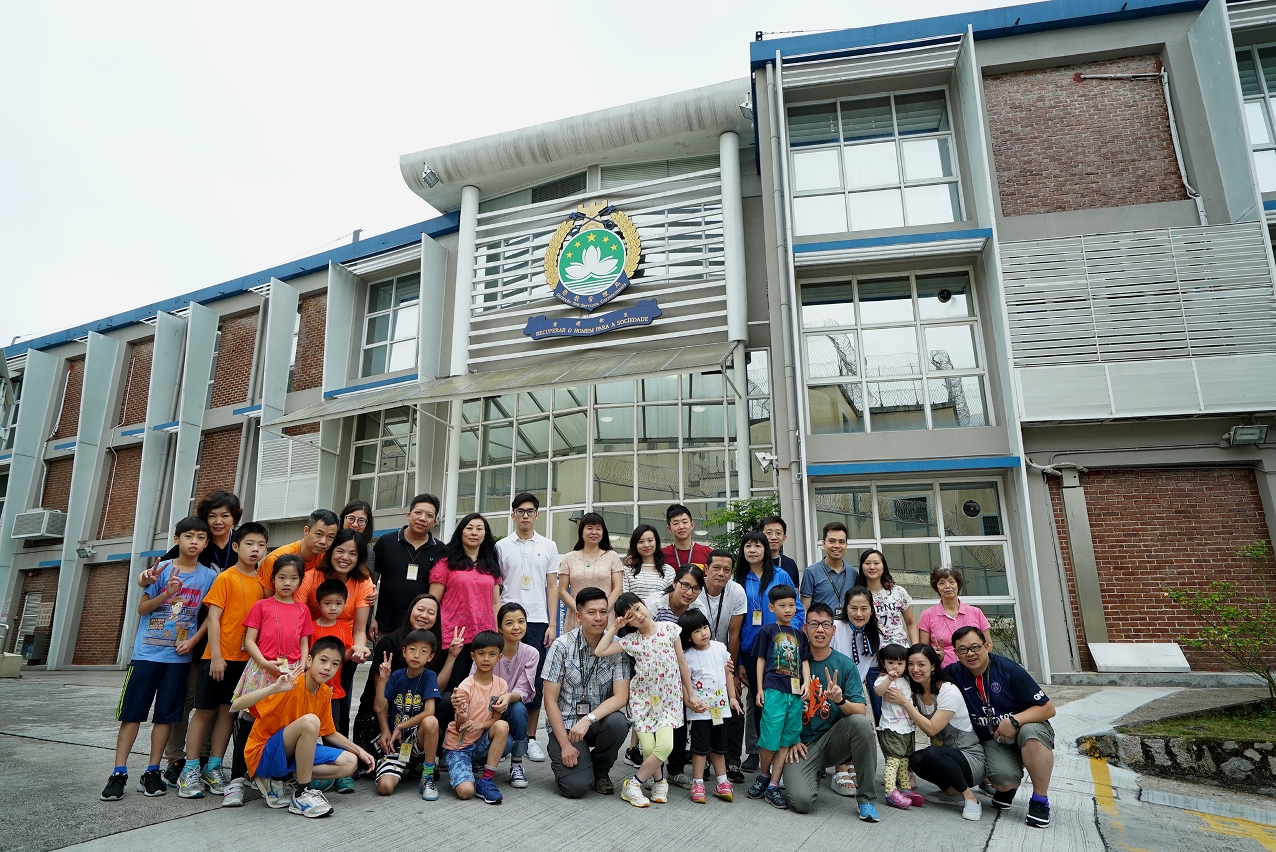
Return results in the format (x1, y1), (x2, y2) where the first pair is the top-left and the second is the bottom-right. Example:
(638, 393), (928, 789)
(831, 771), (857, 796)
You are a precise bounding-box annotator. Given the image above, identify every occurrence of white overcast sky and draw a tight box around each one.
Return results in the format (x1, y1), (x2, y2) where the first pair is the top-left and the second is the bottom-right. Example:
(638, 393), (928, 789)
(0, 0), (1016, 349)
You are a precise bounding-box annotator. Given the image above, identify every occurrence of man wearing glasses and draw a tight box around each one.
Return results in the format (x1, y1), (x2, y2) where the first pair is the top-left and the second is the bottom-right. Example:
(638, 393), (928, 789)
(781, 603), (881, 822)
(495, 492), (561, 762)
(945, 626), (1055, 829)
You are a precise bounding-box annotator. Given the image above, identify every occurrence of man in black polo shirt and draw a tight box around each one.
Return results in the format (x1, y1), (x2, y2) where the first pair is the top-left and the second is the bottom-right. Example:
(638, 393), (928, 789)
(372, 493), (445, 634)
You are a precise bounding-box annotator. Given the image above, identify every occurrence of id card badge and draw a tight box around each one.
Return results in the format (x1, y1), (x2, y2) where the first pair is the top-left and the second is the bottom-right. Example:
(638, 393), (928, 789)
(575, 702), (591, 717)
(521, 574), (532, 590)
(709, 706), (723, 726)
(397, 740), (413, 762)
(277, 656), (288, 670)
(751, 610), (762, 627)
(176, 626), (189, 643)
(650, 694), (662, 708)
(240, 635), (247, 651)
(835, 607), (844, 620)
(790, 677), (801, 695)
(406, 563), (418, 582)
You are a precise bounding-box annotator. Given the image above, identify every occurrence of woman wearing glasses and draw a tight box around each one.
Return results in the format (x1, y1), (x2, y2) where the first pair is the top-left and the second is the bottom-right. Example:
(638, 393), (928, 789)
(644, 565), (705, 624)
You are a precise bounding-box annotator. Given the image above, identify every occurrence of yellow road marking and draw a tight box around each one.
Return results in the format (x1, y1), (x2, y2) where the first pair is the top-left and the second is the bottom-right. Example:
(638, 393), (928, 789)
(1090, 757), (1120, 818)
(1192, 812), (1276, 852)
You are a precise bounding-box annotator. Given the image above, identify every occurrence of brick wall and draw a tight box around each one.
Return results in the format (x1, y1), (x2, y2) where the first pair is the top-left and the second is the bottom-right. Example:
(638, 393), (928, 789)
(291, 293), (327, 393)
(118, 339), (154, 427)
(209, 311), (259, 409)
(41, 458), (74, 513)
(983, 56), (1187, 217)
(1048, 467), (1272, 671)
(52, 359), (85, 440)
(11, 568), (58, 657)
(72, 564), (129, 665)
(283, 422), (320, 436)
(193, 427), (242, 500)
(98, 446), (143, 540)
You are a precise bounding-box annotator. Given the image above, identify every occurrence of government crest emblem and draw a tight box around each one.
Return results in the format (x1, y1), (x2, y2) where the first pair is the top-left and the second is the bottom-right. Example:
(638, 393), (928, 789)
(543, 200), (641, 311)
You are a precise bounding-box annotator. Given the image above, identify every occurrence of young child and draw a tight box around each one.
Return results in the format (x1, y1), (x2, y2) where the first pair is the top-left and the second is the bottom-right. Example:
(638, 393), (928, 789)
(101, 517), (218, 801)
(310, 578), (356, 795)
(240, 555), (313, 693)
(486, 603), (540, 789)
(874, 643), (921, 809)
(176, 522), (269, 803)
(373, 629), (442, 799)
(748, 584), (810, 810)
(596, 593), (704, 808)
(442, 630), (511, 804)
(232, 636), (373, 818)
(678, 608), (742, 804)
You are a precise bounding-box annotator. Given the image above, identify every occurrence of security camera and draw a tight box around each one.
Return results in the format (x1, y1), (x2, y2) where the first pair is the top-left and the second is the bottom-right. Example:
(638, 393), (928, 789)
(754, 451), (778, 472)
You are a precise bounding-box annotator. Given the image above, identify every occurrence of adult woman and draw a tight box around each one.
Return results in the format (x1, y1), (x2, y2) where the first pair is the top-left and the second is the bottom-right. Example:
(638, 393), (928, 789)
(623, 525), (675, 602)
(829, 586), (882, 793)
(339, 499), (378, 636)
(856, 549), (918, 649)
(918, 566), (991, 668)
(646, 565), (705, 623)
(885, 643), (985, 821)
(558, 513), (623, 631)
(429, 512), (502, 690)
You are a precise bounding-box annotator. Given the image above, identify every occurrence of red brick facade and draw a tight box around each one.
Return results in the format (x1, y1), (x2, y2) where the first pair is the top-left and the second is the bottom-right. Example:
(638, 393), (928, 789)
(98, 446), (143, 540)
(193, 427), (242, 499)
(983, 56), (1187, 216)
(52, 359), (85, 440)
(118, 339), (154, 427)
(72, 564), (129, 665)
(291, 293), (327, 393)
(209, 311), (258, 409)
(283, 422), (320, 436)
(41, 458), (74, 514)
(10, 568), (58, 658)
(1047, 467), (1271, 671)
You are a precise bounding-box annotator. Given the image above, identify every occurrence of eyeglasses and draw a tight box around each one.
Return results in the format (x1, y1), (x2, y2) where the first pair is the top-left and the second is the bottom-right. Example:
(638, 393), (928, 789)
(345, 518), (368, 529)
(675, 581), (700, 592)
(954, 643), (985, 656)
(513, 508), (538, 517)
(807, 620), (834, 630)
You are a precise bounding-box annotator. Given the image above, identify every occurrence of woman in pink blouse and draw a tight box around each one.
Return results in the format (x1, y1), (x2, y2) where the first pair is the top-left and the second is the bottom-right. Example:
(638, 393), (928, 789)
(917, 566), (991, 667)
(429, 512), (502, 690)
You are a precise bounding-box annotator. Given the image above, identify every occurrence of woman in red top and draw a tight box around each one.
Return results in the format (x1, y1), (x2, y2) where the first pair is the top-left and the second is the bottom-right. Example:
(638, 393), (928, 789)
(429, 512), (502, 691)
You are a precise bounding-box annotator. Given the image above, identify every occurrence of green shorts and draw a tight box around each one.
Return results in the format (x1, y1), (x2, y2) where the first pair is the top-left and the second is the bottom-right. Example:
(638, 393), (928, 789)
(758, 689), (803, 751)
(983, 721), (1055, 787)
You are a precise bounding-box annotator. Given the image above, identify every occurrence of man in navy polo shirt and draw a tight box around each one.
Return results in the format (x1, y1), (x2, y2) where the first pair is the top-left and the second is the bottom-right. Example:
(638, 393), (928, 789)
(945, 626), (1055, 829)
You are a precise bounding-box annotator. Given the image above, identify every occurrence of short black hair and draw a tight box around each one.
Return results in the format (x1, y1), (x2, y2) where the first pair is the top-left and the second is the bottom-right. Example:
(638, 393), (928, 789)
(511, 492), (539, 511)
(878, 643), (910, 664)
(310, 635), (346, 659)
(271, 553), (305, 581)
(807, 602), (835, 621)
(665, 503), (692, 524)
(404, 629), (438, 654)
(575, 586), (608, 609)
(197, 490), (243, 524)
(821, 521), (849, 540)
(767, 583), (797, 604)
(233, 522), (268, 545)
(951, 625), (987, 645)
(315, 578), (348, 603)
(409, 493), (441, 513)
(174, 516), (211, 537)
(470, 630), (504, 652)
(760, 516), (786, 533)
(308, 508), (339, 528)
(708, 549), (734, 565)
(677, 608), (711, 650)
(497, 602), (527, 624)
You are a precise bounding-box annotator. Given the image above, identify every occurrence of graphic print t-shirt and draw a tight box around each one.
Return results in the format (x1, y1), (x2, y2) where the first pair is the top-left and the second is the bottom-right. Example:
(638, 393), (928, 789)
(751, 623), (809, 694)
(945, 654), (1049, 743)
(131, 562), (219, 663)
(384, 667), (442, 729)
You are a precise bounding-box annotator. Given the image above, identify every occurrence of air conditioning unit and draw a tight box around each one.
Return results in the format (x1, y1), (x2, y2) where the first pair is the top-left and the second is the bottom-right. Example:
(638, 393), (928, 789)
(12, 509), (67, 539)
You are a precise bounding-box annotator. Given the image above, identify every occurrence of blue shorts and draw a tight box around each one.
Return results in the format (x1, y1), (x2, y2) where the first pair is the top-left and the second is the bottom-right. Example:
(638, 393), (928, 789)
(116, 660), (190, 724)
(255, 729), (346, 779)
(443, 732), (511, 788)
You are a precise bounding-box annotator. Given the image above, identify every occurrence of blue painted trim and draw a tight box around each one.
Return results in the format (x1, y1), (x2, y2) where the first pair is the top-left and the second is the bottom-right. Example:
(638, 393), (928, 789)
(323, 372), (418, 400)
(0, 453), (11, 462)
(37, 560), (61, 568)
(4, 213), (460, 359)
(750, 0), (1207, 68)
(140, 549), (167, 558)
(794, 228), (992, 254)
(808, 455), (1022, 476)
(1264, 200), (1276, 211)
(151, 420), (179, 432)
(120, 427), (145, 437)
(52, 440), (77, 451)
(106, 552), (132, 561)
(232, 403), (262, 416)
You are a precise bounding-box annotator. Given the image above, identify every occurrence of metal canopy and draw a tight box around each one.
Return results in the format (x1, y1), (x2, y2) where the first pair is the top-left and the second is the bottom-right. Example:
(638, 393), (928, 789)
(263, 341), (738, 433)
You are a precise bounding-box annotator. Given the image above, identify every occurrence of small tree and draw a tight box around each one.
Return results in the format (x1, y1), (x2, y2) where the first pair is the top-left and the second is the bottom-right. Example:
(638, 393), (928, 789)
(704, 495), (782, 556)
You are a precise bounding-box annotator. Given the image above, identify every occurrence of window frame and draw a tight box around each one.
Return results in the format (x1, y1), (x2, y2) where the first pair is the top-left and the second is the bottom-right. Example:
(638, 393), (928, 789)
(360, 273), (421, 379)
(348, 406), (418, 511)
(1237, 44), (1276, 194)
(1, 375), (21, 453)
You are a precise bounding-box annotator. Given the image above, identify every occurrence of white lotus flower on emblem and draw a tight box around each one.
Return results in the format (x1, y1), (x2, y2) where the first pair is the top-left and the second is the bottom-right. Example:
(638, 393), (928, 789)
(564, 243), (618, 282)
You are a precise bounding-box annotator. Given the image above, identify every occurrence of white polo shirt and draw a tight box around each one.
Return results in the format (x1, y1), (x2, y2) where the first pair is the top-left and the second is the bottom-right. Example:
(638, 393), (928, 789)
(495, 531), (560, 624)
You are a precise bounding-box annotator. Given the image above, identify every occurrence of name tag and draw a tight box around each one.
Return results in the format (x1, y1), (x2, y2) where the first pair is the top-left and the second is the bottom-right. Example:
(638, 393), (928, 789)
(709, 706), (723, 726)
(752, 611), (762, 627)
(521, 574), (532, 590)
(398, 741), (413, 762)
(791, 677), (801, 695)
(176, 627), (188, 643)
(575, 701), (591, 717)
(240, 635), (247, 651)
(406, 564), (418, 582)
(835, 607), (844, 620)
(650, 694), (662, 707)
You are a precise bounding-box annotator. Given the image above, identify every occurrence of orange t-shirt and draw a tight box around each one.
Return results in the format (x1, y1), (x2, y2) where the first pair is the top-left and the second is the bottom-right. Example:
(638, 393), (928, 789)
(443, 674), (508, 750)
(256, 541), (325, 592)
(296, 571), (374, 624)
(202, 568), (267, 661)
(310, 620), (354, 699)
(244, 680), (336, 777)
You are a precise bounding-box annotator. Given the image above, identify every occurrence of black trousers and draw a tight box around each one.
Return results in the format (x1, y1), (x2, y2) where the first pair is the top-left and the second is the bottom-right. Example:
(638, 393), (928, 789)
(912, 745), (974, 793)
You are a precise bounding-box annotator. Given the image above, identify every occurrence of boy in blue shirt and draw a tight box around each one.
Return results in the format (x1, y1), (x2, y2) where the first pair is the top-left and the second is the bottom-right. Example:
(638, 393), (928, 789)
(747, 584), (810, 810)
(101, 517), (218, 800)
(372, 629), (442, 799)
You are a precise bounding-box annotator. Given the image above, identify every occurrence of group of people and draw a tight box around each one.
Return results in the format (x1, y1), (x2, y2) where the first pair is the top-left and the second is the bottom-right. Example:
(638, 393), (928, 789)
(100, 490), (1056, 829)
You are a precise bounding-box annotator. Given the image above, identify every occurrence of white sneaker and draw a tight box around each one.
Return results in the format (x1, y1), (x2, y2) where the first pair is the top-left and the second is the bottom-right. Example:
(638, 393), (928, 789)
(526, 739), (546, 762)
(289, 786), (333, 818)
(265, 779), (292, 809)
(651, 778), (669, 804)
(222, 776), (246, 808)
(963, 799), (983, 821)
(622, 778), (650, 808)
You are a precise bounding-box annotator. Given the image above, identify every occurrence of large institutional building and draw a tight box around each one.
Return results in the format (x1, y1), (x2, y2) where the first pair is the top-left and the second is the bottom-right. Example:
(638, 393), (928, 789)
(2, 0), (1274, 681)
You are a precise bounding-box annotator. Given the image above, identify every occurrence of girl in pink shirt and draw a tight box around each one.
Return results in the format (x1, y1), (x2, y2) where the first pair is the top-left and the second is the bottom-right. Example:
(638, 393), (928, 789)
(430, 512), (502, 691)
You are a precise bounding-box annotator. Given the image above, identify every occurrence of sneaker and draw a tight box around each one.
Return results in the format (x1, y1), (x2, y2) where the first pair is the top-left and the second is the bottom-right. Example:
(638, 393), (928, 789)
(100, 772), (127, 801)
(714, 780), (734, 802)
(526, 739), (546, 763)
(139, 769), (167, 797)
(177, 763), (205, 798)
(690, 780), (706, 803)
(651, 778), (669, 804)
(310, 778), (335, 793)
(624, 746), (643, 767)
(992, 788), (1016, 811)
(162, 760), (184, 788)
(222, 777), (245, 808)
(726, 760), (745, 784)
(202, 766), (228, 795)
(963, 799), (983, 821)
(621, 778), (650, 808)
(747, 774), (769, 799)
(858, 802), (881, 822)
(419, 774), (439, 801)
(289, 786), (333, 818)
(668, 771), (694, 790)
(764, 785), (788, 810)
(592, 775), (615, 795)
(265, 779), (292, 809)
(741, 753), (760, 773)
(903, 789), (925, 807)
(1026, 799), (1051, 828)
(475, 776), (503, 804)
(509, 762), (528, 788)
(334, 776), (355, 795)
(979, 781), (998, 798)
(886, 789), (912, 809)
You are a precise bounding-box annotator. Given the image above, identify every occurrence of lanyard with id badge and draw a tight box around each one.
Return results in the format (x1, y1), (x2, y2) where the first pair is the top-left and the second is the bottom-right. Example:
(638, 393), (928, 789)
(574, 633), (599, 719)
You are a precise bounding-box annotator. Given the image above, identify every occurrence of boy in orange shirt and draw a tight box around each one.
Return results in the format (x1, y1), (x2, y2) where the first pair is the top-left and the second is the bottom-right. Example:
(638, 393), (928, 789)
(442, 631), (511, 804)
(231, 635), (373, 818)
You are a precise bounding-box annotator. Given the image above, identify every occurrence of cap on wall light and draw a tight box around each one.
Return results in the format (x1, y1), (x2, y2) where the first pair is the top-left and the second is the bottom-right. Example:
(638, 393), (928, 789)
(75, 546), (95, 560)
(421, 164), (440, 188)
(1222, 424), (1268, 447)
(739, 98), (754, 122)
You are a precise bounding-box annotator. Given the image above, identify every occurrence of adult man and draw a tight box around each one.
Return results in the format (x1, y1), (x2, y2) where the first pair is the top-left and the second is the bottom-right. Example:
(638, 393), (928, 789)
(254, 508), (339, 591)
(800, 522), (853, 616)
(761, 516), (800, 578)
(542, 587), (632, 798)
(945, 626), (1055, 829)
(494, 492), (560, 762)
(662, 504), (712, 568)
(782, 603), (881, 822)
(697, 549), (747, 782)
(371, 494), (445, 635)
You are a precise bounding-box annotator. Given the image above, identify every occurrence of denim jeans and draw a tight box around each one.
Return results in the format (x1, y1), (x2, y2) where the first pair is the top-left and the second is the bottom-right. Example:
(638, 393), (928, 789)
(504, 701), (529, 758)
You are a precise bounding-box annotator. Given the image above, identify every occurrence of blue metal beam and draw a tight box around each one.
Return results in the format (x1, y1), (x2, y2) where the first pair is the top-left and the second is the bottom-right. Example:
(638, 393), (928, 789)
(808, 455), (1022, 476)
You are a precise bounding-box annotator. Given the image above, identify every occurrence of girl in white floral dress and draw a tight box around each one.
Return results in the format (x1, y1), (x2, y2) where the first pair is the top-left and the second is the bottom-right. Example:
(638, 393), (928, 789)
(595, 592), (705, 808)
(856, 549), (918, 648)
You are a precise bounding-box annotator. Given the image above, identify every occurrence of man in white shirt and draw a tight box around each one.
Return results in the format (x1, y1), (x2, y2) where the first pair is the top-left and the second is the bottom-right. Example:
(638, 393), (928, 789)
(696, 550), (747, 781)
(494, 492), (560, 762)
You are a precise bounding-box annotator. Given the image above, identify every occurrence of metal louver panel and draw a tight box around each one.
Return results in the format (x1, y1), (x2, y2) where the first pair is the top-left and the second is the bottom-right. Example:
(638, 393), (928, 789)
(343, 245), (421, 276)
(254, 436), (321, 521)
(782, 39), (962, 89)
(1229, 0), (1276, 28)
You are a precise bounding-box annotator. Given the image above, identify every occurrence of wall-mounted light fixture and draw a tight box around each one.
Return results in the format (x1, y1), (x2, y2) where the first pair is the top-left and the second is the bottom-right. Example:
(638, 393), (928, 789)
(1221, 424), (1268, 447)
(754, 450), (778, 472)
(421, 164), (440, 188)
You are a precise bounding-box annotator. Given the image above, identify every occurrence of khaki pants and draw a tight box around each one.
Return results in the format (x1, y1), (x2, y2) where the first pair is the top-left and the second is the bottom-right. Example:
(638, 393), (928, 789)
(781, 714), (879, 813)
(983, 721), (1055, 788)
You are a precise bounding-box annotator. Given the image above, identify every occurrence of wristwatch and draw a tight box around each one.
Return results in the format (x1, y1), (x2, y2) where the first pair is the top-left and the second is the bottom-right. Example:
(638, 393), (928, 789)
(1009, 716), (1021, 730)
(586, 712), (597, 724)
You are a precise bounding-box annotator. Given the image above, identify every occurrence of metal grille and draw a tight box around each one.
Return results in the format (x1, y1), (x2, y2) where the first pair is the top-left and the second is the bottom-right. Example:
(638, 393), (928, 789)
(782, 39), (962, 90)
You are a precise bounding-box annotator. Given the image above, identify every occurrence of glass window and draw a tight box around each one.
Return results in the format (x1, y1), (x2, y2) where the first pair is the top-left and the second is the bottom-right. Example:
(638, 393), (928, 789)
(927, 377), (989, 428)
(788, 103), (840, 146)
(1238, 46), (1276, 193)
(361, 273), (419, 378)
(808, 384), (865, 434)
(348, 406), (417, 510)
(793, 149), (842, 192)
(867, 381), (927, 431)
(793, 194), (848, 237)
(843, 141), (899, 189)
(815, 484), (874, 540)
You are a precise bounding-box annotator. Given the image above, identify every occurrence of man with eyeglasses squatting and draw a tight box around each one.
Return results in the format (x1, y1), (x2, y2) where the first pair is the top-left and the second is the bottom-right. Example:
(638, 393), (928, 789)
(945, 626), (1056, 829)
(494, 493), (560, 763)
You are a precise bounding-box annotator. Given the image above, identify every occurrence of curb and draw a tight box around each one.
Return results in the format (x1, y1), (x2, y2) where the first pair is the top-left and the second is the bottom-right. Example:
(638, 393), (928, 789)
(1138, 787), (1276, 826)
